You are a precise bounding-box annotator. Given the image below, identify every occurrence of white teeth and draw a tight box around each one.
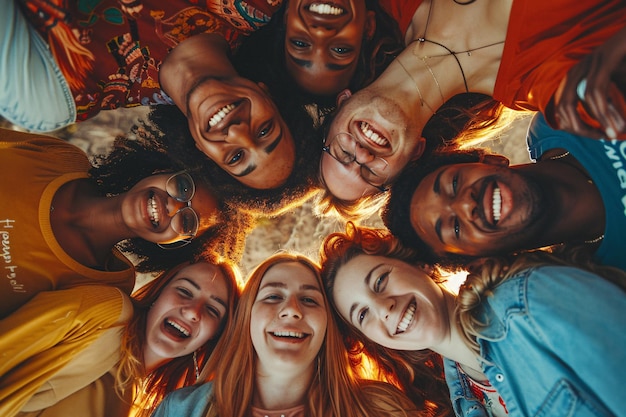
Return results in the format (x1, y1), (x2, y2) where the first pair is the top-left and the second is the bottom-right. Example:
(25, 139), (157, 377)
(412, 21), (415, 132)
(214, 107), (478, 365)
(396, 301), (416, 334)
(360, 122), (388, 146)
(492, 186), (502, 223)
(309, 3), (343, 15)
(272, 331), (305, 338)
(167, 320), (190, 337)
(208, 103), (236, 128)
(148, 196), (159, 225)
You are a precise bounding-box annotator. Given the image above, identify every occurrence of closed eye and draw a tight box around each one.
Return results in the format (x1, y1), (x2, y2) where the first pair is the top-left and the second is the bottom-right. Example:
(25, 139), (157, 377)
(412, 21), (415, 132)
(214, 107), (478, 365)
(206, 304), (221, 318)
(451, 172), (458, 196)
(177, 287), (193, 298)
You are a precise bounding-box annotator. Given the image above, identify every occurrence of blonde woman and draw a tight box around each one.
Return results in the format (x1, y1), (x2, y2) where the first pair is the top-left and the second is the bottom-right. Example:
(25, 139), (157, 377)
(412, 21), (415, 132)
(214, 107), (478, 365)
(320, 223), (626, 417)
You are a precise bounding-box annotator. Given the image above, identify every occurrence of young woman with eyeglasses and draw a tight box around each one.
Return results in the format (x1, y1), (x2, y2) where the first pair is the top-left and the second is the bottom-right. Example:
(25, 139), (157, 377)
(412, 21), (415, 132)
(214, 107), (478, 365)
(0, 127), (253, 319)
(1, 259), (241, 417)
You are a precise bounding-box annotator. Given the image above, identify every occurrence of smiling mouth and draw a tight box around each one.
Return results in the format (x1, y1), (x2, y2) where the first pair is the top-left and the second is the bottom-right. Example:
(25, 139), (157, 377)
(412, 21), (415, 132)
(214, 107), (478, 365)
(395, 300), (416, 334)
(308, 2), (345, 15)
(271, 331), (307, 339)
(148, 191), (160, 227)
(165, 319), (190, 338)
(208, 102), (237, 129)
(359, 122), (389, 147)
(492, 184), (502, 224)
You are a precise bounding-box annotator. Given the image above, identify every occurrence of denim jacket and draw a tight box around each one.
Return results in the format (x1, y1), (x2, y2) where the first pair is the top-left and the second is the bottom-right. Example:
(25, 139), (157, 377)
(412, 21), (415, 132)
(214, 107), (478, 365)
(444, 265), (625, 417)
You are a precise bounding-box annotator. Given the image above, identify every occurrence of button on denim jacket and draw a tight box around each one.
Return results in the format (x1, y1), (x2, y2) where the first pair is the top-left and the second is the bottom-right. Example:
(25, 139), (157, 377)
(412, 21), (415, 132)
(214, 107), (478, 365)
(444, 265), (625, 417)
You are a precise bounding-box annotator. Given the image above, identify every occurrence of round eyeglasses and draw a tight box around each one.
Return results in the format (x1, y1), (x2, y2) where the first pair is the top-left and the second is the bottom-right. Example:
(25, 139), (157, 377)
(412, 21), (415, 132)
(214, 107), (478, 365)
(158, 171), (199, 249)
(322, 132), (389, 192)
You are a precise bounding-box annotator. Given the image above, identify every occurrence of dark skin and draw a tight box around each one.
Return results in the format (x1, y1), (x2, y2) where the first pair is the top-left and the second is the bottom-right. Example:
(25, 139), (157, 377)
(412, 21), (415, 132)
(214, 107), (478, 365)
(410, 151), (606, 257)
(50, 174), (220, 270)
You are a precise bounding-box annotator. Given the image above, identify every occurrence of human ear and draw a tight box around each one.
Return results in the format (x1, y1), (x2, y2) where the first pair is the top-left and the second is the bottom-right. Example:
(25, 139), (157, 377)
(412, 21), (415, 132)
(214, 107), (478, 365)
(257, 82), (270, 94)
(410, 137), (427, 161)
(336, 89), (352, 107)
(481, 154), (510, 167)
(365, 11), (376, 40)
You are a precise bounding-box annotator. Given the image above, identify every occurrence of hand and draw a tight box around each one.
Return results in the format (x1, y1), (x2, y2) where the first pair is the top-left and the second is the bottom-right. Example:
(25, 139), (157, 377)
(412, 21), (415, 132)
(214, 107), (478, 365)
(555, 26), (626, 139)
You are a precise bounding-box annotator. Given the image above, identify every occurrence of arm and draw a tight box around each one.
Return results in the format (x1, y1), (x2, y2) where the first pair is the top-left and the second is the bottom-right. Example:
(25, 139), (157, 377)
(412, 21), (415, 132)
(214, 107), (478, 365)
(554, 25), (626, 139)
(488, 266), (626, 415)
(0, 286), (131, 417)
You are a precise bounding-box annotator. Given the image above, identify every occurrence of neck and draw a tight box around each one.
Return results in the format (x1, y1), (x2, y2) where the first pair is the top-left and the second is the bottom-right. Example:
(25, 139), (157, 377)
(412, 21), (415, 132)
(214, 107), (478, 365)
(51, 181), (130, 268)
(430, 290), (485, 380)
(252, 363), (314, 410)
(517, 158), (605, 245)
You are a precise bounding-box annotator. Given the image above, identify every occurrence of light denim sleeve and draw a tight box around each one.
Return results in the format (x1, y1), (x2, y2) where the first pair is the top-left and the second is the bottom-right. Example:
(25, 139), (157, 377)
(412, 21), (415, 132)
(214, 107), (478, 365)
(0, 0), (75, 132)
(478, 265), (626, 416)
(151, 383), (213, 417)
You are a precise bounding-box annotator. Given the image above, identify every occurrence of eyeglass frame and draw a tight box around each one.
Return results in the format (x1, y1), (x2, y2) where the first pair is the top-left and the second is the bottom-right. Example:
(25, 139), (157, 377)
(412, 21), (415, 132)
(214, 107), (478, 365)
(157, 171), (200, 250)
(321, 132), (390, 192)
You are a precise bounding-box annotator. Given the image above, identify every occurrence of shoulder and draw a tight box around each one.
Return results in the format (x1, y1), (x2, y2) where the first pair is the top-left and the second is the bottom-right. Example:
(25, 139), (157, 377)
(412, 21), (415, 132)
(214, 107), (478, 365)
(153, 383), (213, 417)
(482, 264), (626, 333)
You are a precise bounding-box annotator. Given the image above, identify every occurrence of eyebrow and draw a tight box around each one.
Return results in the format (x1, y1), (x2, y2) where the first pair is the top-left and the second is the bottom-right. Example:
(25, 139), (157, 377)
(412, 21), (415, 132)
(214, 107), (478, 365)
(260, 281), (323, 293)
(348, 263), (383, 324)
(179, 277), (228, 310)
(289, 56), (351, 71)
(433, 169), (445, 244)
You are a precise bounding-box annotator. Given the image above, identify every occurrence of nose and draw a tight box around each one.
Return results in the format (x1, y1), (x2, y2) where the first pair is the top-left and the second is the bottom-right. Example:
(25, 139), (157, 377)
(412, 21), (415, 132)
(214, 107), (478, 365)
(225, 122), (255, 147)
(181, 302), (202, 323)
(450, 187), (478, 221)
(353, 143), (375, 165)
(279, 296), (303, 320)
(167, 196), (190, 216)
(375, 297), (395, 322)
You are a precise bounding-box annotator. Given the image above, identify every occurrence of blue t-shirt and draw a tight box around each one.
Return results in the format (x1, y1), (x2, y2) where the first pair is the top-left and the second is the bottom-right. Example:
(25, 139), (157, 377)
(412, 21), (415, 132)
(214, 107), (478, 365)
(527, 113), (626, 271)
(444, 265), (625, 417)
(152, 382), (213, 417)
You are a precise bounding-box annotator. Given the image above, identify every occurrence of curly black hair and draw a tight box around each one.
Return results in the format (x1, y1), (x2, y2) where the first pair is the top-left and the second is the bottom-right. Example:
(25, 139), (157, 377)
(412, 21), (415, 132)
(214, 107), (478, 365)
(147, 102), (322, 218)
(89, 126), (255, 272)
(381, 147), (487, 267)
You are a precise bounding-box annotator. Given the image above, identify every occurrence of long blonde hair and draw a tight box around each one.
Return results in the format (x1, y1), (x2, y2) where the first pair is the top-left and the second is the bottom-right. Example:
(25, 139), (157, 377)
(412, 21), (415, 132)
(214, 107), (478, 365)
(199, 252), (425, 417)
(116, 259), (241, 417)
(457, 246), (626, 352)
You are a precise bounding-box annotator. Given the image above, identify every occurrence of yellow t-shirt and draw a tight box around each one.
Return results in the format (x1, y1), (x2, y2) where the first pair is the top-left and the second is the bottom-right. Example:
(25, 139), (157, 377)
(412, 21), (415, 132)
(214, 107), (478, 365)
(0, 285), (133, 417)
(0, 129), (135, 317)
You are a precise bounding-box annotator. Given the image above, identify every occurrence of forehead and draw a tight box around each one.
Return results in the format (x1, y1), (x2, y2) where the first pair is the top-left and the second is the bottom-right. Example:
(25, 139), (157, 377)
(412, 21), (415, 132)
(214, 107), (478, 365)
(172, 263), (227, 290)
(261, 261), (320, 288)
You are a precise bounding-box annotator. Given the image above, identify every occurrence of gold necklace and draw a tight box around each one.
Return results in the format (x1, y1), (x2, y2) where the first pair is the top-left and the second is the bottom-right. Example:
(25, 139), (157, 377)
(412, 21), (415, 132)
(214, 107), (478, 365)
(413, 0), (505, 92)
(395, 57), (437, 115)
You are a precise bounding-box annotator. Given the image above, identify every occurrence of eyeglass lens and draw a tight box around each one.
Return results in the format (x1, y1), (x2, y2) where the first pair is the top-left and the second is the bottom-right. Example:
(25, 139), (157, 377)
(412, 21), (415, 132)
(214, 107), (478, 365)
(329, 133), (389, 187)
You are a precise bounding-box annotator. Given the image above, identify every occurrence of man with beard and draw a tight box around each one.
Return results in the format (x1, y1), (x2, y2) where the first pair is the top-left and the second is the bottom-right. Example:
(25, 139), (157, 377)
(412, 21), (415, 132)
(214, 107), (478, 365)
(382, 113), (626, 271)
